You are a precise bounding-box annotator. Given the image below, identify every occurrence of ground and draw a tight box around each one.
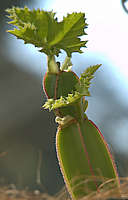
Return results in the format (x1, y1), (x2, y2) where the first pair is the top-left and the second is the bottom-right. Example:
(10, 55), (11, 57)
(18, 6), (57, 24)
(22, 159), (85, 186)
(0, 186), (70, 200)
(0, 179), (128, 200)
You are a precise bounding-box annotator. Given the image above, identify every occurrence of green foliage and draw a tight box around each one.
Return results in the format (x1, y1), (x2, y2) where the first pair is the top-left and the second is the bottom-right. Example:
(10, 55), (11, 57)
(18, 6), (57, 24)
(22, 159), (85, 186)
(43, 92), (82, 111)
(76, 64), (102, 96)
(6, 7), (88, 57)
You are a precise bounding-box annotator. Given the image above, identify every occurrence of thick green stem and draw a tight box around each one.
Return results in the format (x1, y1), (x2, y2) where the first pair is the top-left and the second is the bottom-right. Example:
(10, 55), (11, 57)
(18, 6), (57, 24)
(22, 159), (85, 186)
(47, 55), (59, 73)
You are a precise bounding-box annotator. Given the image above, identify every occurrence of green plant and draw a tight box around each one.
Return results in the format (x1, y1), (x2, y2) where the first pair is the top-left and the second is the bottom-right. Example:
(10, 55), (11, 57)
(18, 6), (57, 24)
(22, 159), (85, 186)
(6, 7), (121, 199)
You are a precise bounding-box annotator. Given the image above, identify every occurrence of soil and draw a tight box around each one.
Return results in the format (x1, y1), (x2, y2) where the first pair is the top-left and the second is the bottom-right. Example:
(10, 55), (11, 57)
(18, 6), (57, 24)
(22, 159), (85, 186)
(0, 185), (70, 200)
(0, 178), (128, 200)
(0, 187), (56, 200)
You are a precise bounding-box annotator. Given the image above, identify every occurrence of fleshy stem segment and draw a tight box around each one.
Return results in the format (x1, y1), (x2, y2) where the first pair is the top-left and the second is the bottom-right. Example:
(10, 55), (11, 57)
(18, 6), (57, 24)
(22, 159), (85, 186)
(43, 56), (120, 199)
(47, 55), (59, 73)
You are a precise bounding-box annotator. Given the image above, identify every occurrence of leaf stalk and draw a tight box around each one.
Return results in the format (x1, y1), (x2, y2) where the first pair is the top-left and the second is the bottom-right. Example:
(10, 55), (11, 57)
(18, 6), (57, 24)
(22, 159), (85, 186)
(47, 55), (59, 73)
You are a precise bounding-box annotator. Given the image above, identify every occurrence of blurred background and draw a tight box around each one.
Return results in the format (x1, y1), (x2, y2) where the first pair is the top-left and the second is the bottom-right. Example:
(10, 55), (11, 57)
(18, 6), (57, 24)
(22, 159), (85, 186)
(0, 0), (128, 196)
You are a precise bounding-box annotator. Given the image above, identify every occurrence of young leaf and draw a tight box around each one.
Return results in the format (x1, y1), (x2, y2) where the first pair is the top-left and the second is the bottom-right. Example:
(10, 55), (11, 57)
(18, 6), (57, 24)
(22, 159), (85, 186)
(48, 12), (88, 56)
(43, 92), (83, 111)
(76, 64), (102, 96)
(6, 7), (88, 56)
(6, 7), (59, 55)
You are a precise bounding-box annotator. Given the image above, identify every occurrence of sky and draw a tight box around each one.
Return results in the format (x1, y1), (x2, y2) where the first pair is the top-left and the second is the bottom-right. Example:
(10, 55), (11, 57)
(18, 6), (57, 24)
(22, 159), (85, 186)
(5, 0), (128, 153)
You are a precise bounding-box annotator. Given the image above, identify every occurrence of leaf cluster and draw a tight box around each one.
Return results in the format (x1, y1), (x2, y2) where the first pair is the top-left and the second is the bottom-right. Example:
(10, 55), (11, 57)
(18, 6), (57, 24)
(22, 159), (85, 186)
(6, 7), (88, 57)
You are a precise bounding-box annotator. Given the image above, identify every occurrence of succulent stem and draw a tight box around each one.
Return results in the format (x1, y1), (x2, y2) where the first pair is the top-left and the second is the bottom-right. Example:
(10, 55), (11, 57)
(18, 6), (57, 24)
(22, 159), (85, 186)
(47, 55), (59, 73)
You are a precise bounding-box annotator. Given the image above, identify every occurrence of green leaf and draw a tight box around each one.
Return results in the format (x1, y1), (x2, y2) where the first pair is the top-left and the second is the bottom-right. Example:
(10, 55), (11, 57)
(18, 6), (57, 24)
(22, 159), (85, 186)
(76, 64), (102, 96)
(6, 7), (58, 55)
(43, 91), (83, 111)
(6, 7), (88, 56)
(48, 12), (88, 56)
